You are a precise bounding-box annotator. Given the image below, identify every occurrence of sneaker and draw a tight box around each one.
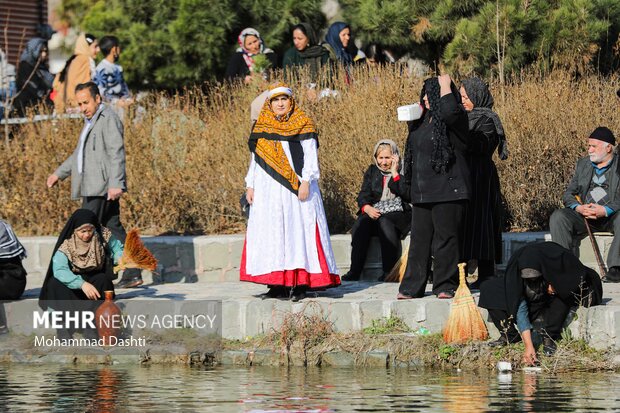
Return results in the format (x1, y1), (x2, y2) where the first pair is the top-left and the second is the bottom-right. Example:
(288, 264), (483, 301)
(116, 276), (144, 289)
(437, 290), (455, 299)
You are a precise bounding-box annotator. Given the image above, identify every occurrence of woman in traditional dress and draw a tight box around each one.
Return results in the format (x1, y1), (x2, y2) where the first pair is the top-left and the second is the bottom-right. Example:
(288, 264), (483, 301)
(460, 77), (509, 288)
(39, 209), (123, 308)
(225, 28), (278, 84)
(240, 83), (340, 301)
(342, 139), (411, 281)
(0, 219), (27, 300)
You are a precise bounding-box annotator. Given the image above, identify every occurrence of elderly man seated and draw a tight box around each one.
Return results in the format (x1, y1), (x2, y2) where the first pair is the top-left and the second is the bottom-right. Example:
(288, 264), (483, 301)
(550, 126), (620, 283)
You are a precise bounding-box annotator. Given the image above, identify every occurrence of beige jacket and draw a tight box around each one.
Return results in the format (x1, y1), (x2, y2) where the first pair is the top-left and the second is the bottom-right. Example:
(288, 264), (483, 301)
(53, 34), (93, 113)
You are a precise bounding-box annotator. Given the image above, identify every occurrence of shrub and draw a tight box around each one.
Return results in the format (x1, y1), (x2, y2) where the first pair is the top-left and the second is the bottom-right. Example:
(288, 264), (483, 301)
(1, 67), (619, 236)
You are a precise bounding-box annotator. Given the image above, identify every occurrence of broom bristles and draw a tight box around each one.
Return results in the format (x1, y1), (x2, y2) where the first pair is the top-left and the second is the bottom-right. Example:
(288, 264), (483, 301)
(385, 245), (409, 282)
(443, 263), (489, 344)
(116, 229), (158, 271)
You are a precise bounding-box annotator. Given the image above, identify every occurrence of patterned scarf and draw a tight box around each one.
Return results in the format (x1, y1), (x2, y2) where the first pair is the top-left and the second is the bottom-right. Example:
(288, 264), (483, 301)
(236, 28), (273, 72)
(249, 83), (318, 194)
(58, 225), (112, 274)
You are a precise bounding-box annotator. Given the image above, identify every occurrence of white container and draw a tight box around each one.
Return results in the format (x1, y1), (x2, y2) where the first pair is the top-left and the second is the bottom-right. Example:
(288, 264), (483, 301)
(397, 103), (423, 121)
(496, 361), (512, 372)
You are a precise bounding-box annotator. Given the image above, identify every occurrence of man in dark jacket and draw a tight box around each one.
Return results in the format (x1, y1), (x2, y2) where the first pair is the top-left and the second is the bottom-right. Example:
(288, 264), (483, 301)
(550, 126), (620, 283)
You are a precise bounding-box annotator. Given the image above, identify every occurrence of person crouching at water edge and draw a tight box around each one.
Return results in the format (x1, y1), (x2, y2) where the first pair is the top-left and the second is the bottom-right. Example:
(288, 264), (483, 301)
(478, 242), (602, 365)
(38, 209), (123, 337)
(240, 83), (340, 301)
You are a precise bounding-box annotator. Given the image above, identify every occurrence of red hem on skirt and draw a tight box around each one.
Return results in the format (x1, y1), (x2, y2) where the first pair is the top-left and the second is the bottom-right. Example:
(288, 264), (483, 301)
(240, 223), (341, 289)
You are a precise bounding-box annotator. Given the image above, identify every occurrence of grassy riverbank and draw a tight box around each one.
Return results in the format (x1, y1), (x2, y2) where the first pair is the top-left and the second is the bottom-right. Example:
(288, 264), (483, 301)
(1, 68), (620, 235)
(2, 314), (617, 372)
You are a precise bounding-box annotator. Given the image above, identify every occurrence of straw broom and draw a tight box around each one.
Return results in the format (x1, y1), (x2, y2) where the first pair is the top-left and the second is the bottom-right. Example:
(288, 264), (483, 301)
(384, 245), (408, 282)
(442, 262), (489, 344)
(113, 229), (158, 273)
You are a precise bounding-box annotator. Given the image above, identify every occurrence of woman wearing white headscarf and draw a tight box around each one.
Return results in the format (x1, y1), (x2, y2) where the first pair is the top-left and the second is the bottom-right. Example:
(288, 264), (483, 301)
(240, 83), (340, 301)
(0, 220), (27, 300)
(342, 139), (411, 281)
(225, 28), (278, 84)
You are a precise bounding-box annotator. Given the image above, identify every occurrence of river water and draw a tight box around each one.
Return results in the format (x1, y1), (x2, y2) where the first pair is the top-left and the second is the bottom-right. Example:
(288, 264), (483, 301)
(0, 364), (618, 412)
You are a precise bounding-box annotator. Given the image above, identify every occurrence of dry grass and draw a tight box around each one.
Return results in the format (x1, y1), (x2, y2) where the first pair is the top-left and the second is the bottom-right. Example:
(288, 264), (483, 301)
(1, 67), (619, 235)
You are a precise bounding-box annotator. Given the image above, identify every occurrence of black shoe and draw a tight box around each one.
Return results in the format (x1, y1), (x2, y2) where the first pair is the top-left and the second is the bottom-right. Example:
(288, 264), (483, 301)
(341, 271), (360, 281)
(543, 337), (557, 356)
(487, 337), (509, 347)
(116, 275), (144, 289)
(290, 286), (307, 302)
(603, 267), (620, 283)
(262, 286), (287, 299)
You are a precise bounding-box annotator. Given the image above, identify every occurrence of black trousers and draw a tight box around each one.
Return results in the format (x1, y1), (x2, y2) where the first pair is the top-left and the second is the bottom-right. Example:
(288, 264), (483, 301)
(400, 201), (465, 297)
(349, 211), (410, 277)
(0, 258), (27, 300)
(45, 272), (115, 303)
(488, 296), (573, 342)
(550, 208), (620, 268)
(82, 197), (127, 242)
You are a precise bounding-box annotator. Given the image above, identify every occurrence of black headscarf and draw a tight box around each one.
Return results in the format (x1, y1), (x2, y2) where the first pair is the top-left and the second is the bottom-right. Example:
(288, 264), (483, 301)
(479, 242), (603, 316)
(420, 77), (460, 174)
(39, 209), (108, 308)
(292, 23), (328, 79)
(461, 77), (509, 160)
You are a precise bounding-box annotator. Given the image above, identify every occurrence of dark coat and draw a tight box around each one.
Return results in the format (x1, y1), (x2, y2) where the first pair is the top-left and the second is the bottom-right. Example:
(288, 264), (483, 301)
(225, 51), (278, 81)
(357, 165), (411, 214)
(462, 114), (503, 262)
(562, 154), (620, 210)
(13, 61), (53, 116)
(396, 93), (471, 204)
(479, 242), (603, 315)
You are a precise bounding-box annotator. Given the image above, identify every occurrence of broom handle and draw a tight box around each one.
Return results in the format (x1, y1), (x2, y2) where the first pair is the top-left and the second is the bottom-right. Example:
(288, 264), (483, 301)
(457, 262), (467, 286)
(575, 196), (607, 278)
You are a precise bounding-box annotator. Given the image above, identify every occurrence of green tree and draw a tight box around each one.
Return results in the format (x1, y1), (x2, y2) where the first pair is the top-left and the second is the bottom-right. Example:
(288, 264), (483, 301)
(61, 0), (325, 89)
(341, 0), (620, 77)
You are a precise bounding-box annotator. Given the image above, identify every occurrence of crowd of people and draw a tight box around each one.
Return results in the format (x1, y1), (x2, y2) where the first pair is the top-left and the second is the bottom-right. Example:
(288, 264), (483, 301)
(0, 20), (615, 364)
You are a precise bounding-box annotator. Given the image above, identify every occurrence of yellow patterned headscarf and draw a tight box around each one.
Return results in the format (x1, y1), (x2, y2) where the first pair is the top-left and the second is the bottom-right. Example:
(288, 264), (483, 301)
(249, 83), (318, 195)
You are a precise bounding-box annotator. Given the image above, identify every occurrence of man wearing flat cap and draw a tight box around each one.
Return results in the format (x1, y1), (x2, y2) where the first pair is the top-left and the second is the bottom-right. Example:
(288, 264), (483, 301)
(550, 126), (620, 282)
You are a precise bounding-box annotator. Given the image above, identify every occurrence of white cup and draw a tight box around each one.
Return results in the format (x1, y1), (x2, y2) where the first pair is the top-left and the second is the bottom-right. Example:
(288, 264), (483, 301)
(397, 103), (423, 121)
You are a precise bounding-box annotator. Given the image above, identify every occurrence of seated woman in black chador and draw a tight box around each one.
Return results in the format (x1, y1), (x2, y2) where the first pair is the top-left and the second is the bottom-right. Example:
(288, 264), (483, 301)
(39, 209), (123, 308)
(479, 242), (602, 365)
(0, 219), (27, 300)
(342, 139), (411, 281)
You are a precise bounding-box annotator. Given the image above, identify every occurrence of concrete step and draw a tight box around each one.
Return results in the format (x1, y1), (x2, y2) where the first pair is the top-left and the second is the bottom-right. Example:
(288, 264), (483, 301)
(17, 231), (613, 289)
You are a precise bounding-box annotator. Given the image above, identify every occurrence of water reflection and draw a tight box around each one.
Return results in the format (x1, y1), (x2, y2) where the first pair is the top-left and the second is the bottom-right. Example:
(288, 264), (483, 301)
(0, 364), (618, 412)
